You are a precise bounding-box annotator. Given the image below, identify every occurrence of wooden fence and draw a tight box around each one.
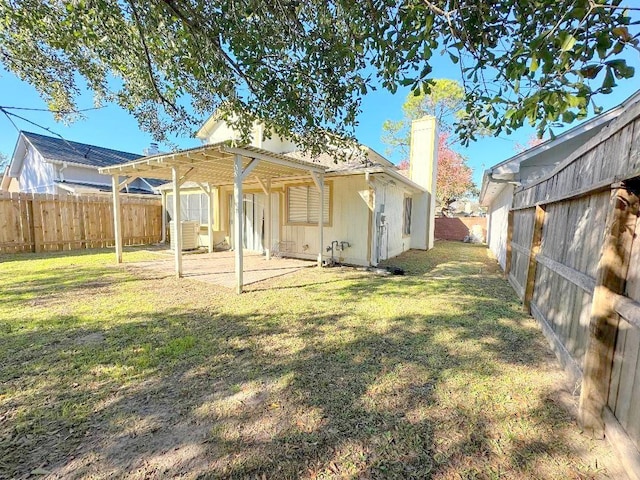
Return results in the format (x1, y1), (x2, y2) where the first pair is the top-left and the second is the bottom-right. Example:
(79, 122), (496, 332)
(507, 97), (640, 478)
(0, 192), (162, 254)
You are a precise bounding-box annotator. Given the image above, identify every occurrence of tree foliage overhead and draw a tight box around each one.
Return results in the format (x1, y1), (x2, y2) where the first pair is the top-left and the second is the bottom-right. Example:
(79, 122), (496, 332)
(0, 1), (637, 151)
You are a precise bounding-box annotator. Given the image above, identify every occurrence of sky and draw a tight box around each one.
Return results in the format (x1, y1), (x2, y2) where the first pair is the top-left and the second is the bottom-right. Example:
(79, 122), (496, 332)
(1, 53), (639, 188)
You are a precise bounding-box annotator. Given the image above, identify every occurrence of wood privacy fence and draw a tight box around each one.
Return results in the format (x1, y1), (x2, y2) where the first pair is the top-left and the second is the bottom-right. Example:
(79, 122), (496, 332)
(0, 192), (162, 254)
(507, 97), (640, 478)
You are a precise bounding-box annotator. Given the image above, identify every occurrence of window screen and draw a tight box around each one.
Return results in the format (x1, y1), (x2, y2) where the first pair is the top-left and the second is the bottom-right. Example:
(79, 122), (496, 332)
(166, 193), (210, 225)
(403, 197), (412, 235)
(287, 184), (330, 224)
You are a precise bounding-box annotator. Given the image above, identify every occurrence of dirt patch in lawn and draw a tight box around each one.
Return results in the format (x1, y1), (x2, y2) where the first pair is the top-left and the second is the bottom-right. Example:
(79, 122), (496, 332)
(0, 243), (625, 479)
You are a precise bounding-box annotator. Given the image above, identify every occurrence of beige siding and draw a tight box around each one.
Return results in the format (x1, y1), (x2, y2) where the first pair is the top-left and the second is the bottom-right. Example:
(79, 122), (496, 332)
(281, 175), (372, 265)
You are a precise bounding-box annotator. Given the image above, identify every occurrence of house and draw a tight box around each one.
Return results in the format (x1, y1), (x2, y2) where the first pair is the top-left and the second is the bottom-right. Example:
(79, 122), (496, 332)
(480, 90), (640, 269)
(152, 115), (439, 267)
(3, 131), (160, 195)
(0, 164), (18, 192)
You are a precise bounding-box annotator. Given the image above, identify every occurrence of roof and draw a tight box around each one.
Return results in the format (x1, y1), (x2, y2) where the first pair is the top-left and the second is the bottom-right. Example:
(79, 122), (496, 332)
(480, 89), (640, 206)
(20, 131), (141, 168)
(55, 180), (157, 195)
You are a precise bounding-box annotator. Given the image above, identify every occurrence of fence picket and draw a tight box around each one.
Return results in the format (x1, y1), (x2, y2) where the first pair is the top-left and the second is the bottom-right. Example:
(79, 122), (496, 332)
(0, 193), (161, 254)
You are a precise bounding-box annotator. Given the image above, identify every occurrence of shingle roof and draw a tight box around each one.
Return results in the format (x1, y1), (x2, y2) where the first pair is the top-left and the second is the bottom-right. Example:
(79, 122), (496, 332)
(55, 180), (156, 195)
(283, 150), (379, 172)
(22, 131), (142, 168)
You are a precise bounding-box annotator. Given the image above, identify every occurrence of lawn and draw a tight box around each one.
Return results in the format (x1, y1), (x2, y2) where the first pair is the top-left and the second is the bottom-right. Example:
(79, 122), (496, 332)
(0, 242), (619, 479)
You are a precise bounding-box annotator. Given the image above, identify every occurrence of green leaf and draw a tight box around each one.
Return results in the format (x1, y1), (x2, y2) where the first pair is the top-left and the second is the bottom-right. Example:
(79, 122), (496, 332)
(602, 68), (616, 89)
(560, 33), (577, 52)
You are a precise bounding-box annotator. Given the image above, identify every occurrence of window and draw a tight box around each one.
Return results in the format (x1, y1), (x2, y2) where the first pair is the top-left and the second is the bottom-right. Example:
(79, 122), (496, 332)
(286, 183), (331, 225)
(166, 192), (210, 225)
(403, 197), (412, 235)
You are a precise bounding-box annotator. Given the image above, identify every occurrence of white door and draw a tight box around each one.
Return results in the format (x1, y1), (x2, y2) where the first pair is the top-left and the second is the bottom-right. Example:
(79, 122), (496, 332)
(229, 193), (266, 252)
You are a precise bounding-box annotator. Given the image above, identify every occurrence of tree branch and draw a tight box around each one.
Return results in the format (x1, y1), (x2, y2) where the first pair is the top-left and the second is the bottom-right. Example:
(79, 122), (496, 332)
(126, 0), (179, 114)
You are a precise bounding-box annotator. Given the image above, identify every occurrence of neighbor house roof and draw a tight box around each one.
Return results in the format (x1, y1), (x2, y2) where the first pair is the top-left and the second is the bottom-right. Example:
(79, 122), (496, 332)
(6, 131), (159, 194)
(480, 89), (640, 206)
(16, 131), (141, 170)
(55, 180), (156, 195)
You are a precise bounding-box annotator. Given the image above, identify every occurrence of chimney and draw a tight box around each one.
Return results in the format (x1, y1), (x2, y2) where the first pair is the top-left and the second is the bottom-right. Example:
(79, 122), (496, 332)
(408, 116), (438, 250)
(143, 142), (160, 156)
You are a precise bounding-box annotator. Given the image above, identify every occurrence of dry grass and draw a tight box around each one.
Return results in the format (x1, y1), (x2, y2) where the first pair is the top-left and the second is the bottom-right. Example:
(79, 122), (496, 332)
(0, 242), (620, 479)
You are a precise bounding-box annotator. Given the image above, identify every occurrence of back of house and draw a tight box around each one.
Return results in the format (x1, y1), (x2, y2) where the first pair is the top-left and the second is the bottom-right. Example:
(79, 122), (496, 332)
(159, 114), (439, 266)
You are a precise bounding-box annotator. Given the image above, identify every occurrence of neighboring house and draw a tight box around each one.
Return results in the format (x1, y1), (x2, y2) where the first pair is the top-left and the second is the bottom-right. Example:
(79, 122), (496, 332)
(3, 131), (160, 195)
(0, 164), (18, 192)
(447, 199), (486, 217)
(480, 90), (640, 269)
(156, 115), (439, 266)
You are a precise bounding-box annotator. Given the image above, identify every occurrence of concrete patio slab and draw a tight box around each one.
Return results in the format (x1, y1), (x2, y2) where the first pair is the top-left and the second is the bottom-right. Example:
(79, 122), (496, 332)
(129, 250), (315, 289)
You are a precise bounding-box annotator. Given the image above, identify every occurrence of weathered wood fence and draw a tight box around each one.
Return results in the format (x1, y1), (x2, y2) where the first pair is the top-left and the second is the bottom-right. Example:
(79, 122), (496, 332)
(0, 192), (162, 254)
(506, 97), (640, 478)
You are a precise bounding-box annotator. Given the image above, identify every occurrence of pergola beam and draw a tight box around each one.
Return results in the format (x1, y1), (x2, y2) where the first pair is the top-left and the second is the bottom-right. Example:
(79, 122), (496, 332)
(118, 176), (139, 190)
(223, 146), (325, 173)
(240, 158), (261, 180)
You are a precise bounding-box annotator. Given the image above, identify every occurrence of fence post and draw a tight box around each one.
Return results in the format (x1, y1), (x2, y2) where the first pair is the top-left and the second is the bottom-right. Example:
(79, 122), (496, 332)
(579, 181), (640, 438)
(523, 205), (546, 312)
(30, 195), (44, 253)
(505, 209), (514, 276)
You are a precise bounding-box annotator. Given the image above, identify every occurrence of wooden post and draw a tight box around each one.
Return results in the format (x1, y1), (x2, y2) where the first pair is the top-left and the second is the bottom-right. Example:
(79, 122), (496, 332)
(111, 175), (123, 264)
(523, 205), (545, 312)
(172, 166), (183, 278)
(579, 182), (640, 438)
(207, 183), (215, 253)
(310, 172), (324, 267)
(30, 195), (43, 253)
(264, 178), (272, 260)
(318, 177), (324, 267)
(505, 209), (514, 276)
(160, 190), (167, 244)
(234, 154), (244, 294)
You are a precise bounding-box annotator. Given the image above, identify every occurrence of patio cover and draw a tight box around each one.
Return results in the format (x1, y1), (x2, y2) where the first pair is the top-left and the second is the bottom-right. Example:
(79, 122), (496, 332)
(99, 141), (328, 293)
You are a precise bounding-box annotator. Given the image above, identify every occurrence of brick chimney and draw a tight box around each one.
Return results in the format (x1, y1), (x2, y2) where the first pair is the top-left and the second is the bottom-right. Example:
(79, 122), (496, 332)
(408, 116), (438, 250)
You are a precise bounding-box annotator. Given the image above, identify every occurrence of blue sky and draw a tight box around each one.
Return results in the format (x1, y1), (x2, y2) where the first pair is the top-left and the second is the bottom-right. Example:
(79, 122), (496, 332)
(1, 55), (639, 187)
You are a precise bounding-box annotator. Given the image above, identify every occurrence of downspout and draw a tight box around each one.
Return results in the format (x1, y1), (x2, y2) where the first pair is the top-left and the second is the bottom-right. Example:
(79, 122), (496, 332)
(58, 161), (68, 182)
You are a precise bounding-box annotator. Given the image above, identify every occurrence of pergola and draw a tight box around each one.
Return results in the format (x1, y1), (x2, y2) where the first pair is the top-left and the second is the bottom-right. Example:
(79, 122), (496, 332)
(99, 142), (328, 293)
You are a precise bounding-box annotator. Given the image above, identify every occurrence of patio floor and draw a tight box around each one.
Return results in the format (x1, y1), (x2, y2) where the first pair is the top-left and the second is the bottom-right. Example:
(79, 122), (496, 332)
(129, 249), (316, 289)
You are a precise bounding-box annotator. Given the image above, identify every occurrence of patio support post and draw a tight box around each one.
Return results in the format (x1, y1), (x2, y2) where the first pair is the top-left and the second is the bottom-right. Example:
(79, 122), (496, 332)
(256, 177), (272, 261)
(160, 190), (167, 244)
(172, 166), (183, 278)
(234, 154), (244, 294)
(265, 178), (272, 260)
(318, 175), (324, 267)
(311, 172), (324, 267)
(111, 175), (123, 264)
(207, 183), (215, 253)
